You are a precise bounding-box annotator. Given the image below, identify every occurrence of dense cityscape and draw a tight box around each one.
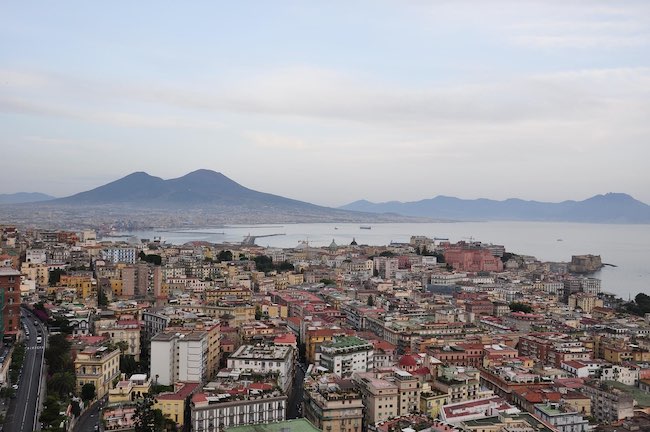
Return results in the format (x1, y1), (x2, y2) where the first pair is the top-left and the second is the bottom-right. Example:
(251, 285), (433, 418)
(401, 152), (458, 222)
(0, 224), (649, 432)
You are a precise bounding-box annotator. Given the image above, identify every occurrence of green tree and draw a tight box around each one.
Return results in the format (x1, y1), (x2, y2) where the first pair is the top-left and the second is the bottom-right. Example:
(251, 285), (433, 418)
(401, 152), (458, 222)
(48, 268), (66, 285)
(379, 251), (395, 257)
(319, 278), (335, 286)
(217, 250), (233, 262)
(116, 340), (130, 354)
(134, 394), (165, 432)
(120, 355), (139, 375)
(48, 371), (76, 399)
(81, 383), (96, 402)
(40, 395), (64, 428)
(139, 252), (162, 265)
(253, 255), (274, 273)
(49, 316), (74, 335)
(45, 334), (73, 372)
(255, 306), (262, 320)
(509, 302), (533, 314)
(98, 287), (108, 307)
(70, 399), (82, 417)
(367, 295), (375, 307)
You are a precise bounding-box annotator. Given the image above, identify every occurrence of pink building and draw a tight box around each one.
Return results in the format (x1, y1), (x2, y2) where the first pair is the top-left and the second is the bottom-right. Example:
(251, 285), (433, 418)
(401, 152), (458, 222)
(444, 244), (504, 272)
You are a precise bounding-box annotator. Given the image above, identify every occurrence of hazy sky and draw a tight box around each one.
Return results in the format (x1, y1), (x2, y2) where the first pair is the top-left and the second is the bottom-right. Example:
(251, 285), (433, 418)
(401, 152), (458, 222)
(2, 1), (650, 206)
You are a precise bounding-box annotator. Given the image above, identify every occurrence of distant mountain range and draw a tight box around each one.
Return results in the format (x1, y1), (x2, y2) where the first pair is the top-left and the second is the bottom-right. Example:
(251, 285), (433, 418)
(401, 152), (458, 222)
(340, 193), (650, 223)
(3, 172), (649, 225)
(3, 170), (417, 225)
(0, 192), (55, 204)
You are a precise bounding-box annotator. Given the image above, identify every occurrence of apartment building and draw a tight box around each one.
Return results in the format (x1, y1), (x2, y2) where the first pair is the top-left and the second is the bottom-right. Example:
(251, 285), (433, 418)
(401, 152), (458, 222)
(75, 346), (121, 399)
(151, 331), (208, 386)
(319, 336), (374, 377)
(353, 372), (399, 426)
(534, 403), (589, 432)
(227, 344), (295, 393)
(580, 380), (634, 423)
(0, 267), (21, 341)
(191, 386), (287, 432)
(303, 378), (363, 432)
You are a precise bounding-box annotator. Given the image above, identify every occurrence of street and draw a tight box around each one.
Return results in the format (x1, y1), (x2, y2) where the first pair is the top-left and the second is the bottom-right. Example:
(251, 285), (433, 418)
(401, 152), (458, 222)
(3, 309), (46, 432)
(287, 360), (305, 419)
(73, 397), (103, 432)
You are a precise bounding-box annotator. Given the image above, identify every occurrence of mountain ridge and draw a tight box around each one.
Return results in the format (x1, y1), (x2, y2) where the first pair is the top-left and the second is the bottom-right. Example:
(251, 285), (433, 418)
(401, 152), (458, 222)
(0, 192), (55, 204)
(340, 192), (650, 223)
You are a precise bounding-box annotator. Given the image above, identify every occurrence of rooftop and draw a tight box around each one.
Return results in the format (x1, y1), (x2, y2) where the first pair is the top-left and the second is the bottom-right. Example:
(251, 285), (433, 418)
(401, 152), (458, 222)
(225, 419), (320, 432)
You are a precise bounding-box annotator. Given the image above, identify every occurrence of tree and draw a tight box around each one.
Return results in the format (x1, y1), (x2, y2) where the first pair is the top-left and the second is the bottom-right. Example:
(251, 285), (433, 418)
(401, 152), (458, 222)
(253, 255), (274, 273)
(379, 251), (395, 257)
(48, 316), (73, 335)
(70, 399), (82, 417)
(40, 395), (64, 428)
(367, 295), (375, 307)
(116, 340), (130, 354)
(139, 252), (162, 265)
(319, 278), (335, 286)
(276, 261), (295, 272)
(48, 269), (66, 285)
(134, 393), (165, 432)
(48, 371), (76, 399)
(120, 355), (139, 375)
(509, 302), (533, 314)
(81, 383), (96, 402)
(45, 334), (73, 372)
(98, 287), (108, 307)
(255, 306), (262, 321)
(217, 250), (233, 262)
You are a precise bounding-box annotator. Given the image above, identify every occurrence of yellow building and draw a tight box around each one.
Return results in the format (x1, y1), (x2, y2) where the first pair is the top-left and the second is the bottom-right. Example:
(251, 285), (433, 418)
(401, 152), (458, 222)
(305, 329), (335, 364)
(261, 302), (288, 319)
(19, 262), (49, 287)
(108, 374), (151, 404)
(95, 318), (142, 361)
(75, 346), (120, 400)
(154, 382), (199, 427)
(59, 274), (93, 299)
(420, 390), (449, 418)
(288, 273), (304, 285)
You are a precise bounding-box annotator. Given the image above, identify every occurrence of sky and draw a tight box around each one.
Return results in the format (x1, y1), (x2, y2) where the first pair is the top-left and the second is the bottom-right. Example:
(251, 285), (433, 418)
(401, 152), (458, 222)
(2, 1), (650, 206)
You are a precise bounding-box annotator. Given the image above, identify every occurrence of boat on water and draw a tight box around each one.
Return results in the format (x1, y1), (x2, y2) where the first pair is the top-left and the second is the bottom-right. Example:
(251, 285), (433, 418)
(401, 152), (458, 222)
(360, 226), (372, 230)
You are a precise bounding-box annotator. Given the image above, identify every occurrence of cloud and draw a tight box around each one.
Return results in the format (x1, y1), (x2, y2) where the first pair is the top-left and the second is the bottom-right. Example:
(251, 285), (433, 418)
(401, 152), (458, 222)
(244, 132), (308, 151)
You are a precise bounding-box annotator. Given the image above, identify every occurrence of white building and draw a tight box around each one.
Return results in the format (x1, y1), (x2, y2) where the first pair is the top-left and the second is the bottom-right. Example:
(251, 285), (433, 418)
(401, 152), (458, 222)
(151, 331), (208, 386)
(191, 388), (286, 432)
(101, 247), (137, 264)
(600, 365), (639, 386)
(227, 344), (295, 393)
(25, 249), (47, 265)
(319, 336), (374, 377)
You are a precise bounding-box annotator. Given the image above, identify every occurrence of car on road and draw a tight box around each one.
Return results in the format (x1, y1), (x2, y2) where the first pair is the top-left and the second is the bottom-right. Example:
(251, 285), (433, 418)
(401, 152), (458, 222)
(11, 384), (18, 390)
(34, 321), (38, 326)
(36, 336), (42, 344)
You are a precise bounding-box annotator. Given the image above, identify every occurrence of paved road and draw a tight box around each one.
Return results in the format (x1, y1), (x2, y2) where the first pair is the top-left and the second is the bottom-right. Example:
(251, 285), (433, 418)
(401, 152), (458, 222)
(287, 361), (305, 419)
(73, 396), (104, 432)
(4, 309), (46, 432)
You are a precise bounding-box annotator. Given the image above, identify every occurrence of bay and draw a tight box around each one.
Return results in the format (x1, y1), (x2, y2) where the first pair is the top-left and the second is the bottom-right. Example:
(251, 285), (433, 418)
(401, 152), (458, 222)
(111, 221), (650, 300)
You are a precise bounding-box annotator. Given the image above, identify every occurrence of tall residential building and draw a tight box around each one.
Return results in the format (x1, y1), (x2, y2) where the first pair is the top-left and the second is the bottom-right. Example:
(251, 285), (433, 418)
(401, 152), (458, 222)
(303, 378), (363, 432)
(102, 247), (137, 264)
(151, 331), (208, 386)
(352, 372), (399, 426)
(0, 267), (21, 341)
(227, 344), (295, 393)
(191, 386), (287, 432)
(319, 336), (374, 378)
